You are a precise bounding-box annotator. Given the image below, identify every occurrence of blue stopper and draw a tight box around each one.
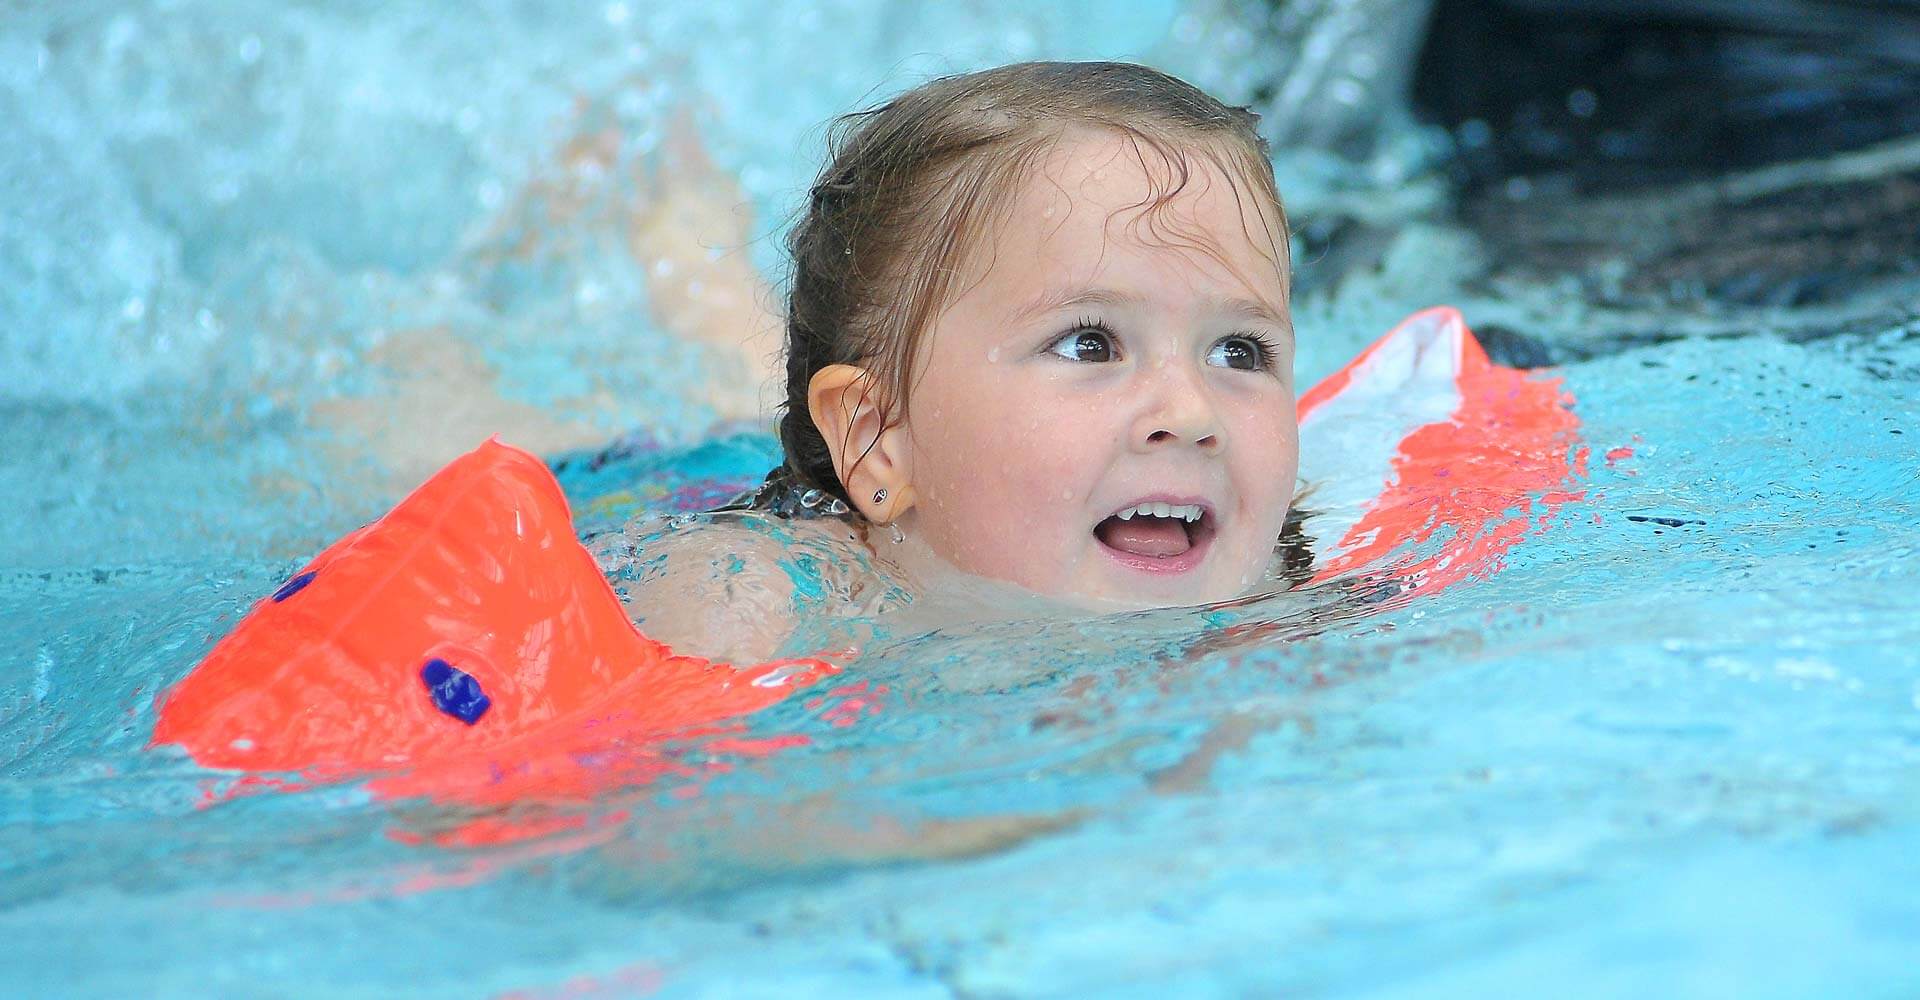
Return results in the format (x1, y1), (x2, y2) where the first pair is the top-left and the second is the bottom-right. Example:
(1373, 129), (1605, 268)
(271, 570), (317, 603)
(421, 657), (491, 725)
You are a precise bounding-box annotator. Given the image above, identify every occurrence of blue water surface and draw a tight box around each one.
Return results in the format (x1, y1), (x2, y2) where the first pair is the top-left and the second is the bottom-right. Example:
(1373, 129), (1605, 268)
(4, 2), (1919, 997)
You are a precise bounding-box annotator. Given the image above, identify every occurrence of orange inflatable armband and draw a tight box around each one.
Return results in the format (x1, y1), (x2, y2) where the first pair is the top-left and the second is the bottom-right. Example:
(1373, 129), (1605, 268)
(1296, 307), (1586, 589)
(151, 440), (836, 812)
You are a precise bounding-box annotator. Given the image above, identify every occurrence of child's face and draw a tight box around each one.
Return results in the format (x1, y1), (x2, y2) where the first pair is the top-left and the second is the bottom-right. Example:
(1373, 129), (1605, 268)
(893, 130), (1297, 609)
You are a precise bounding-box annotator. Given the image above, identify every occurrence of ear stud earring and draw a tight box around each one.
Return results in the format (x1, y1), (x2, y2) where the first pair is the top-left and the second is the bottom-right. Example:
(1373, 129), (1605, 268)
(872, 488), (888, 505)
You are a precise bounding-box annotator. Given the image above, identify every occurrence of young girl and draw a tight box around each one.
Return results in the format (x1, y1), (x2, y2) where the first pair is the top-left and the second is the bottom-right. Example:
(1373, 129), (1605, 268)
(596, 61), (1306, 665)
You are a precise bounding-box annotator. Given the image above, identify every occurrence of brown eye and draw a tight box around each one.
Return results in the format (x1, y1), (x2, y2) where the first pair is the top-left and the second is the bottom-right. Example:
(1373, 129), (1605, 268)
(1207, 335), (1274, 372)
(1046, 327), (1115, 363)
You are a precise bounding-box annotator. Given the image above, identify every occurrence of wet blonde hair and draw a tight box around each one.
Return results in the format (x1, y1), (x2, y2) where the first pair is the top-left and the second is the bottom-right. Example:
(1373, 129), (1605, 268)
(776, 60), (1289, 502)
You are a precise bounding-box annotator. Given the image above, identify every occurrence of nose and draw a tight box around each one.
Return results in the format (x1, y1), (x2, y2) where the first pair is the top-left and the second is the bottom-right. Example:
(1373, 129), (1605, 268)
(1130, 358), (1222, 454)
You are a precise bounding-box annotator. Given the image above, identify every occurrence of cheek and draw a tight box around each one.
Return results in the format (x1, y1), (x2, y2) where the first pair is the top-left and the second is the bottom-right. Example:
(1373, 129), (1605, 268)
(919, 375), (1096, 481)
(1240, 389), (1297, 445)
(923, 410), (1091, 521)
(1236, 404), (1301, 500)
(909, 391), (1107, 571)
(1274, 415), (1302, 479)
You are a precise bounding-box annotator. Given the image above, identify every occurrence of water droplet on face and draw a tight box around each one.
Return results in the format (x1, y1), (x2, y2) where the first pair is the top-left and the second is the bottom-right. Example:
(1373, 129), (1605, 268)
(986, 347), (1000, 363)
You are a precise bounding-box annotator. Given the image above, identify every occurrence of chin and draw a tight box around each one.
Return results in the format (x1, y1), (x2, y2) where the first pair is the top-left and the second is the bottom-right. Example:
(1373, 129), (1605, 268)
(1093, 553), (1262, 609)
(1072, 576), (1233, 613)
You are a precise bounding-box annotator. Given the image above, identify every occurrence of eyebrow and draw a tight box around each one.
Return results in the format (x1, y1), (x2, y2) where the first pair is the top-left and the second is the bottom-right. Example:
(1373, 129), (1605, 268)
(1011, 286), (1291, 331)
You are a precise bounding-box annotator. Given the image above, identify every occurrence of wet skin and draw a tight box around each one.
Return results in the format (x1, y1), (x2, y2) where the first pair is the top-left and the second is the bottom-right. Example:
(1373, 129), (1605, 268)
(883, 129), (1298, 611)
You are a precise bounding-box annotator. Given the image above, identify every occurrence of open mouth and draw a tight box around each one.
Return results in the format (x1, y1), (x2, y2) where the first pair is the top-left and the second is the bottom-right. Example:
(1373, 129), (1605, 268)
(1092, 500), (1217, 574)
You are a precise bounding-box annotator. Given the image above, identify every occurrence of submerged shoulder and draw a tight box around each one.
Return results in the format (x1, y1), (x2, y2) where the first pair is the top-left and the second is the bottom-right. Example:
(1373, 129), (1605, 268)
(591, 513), (880, 665)
(591, 518), (792, 664)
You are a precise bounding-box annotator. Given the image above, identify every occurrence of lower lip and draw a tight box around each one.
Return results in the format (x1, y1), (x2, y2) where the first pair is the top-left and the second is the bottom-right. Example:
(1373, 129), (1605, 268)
(1095, 526), (1213, 576)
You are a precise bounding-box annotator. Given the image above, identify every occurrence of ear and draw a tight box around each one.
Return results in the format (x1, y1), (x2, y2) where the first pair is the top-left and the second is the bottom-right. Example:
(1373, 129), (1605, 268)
(806, 364), (917, 523)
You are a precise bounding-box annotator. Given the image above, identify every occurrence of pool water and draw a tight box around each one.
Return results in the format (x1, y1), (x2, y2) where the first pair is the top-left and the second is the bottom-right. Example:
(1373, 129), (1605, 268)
(5, 2), (1920, 996)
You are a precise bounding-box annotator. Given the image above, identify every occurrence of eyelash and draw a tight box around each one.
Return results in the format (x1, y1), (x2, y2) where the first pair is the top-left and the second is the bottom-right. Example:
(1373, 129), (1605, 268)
(1226, 332), (1285, 374)
(1067, 315), (1116, 354)
(1048, 316), (1284, 374)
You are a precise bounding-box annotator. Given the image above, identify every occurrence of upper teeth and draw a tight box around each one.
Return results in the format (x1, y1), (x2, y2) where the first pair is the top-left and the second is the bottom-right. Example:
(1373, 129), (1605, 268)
(1115, 502), (1203, 522)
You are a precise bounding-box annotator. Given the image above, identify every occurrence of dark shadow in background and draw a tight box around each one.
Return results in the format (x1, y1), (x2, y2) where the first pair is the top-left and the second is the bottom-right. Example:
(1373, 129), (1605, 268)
(1412, 0), (1920, 192)
(1389, 0), (1920, 358)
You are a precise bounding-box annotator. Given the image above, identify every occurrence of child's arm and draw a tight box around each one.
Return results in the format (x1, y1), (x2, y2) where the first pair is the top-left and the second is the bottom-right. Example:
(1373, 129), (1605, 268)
(628, 113), (783, 425)
(305, 112), (777, 488)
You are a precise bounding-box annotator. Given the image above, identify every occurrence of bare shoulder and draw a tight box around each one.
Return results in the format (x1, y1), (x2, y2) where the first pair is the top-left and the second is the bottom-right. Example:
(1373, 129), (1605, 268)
(591, 518), (791, 664)
(590, 514), (889, 666)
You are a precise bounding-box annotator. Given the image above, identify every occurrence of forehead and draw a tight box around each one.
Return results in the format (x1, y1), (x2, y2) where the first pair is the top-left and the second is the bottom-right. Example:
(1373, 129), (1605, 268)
(971, 129), (1289, 304)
